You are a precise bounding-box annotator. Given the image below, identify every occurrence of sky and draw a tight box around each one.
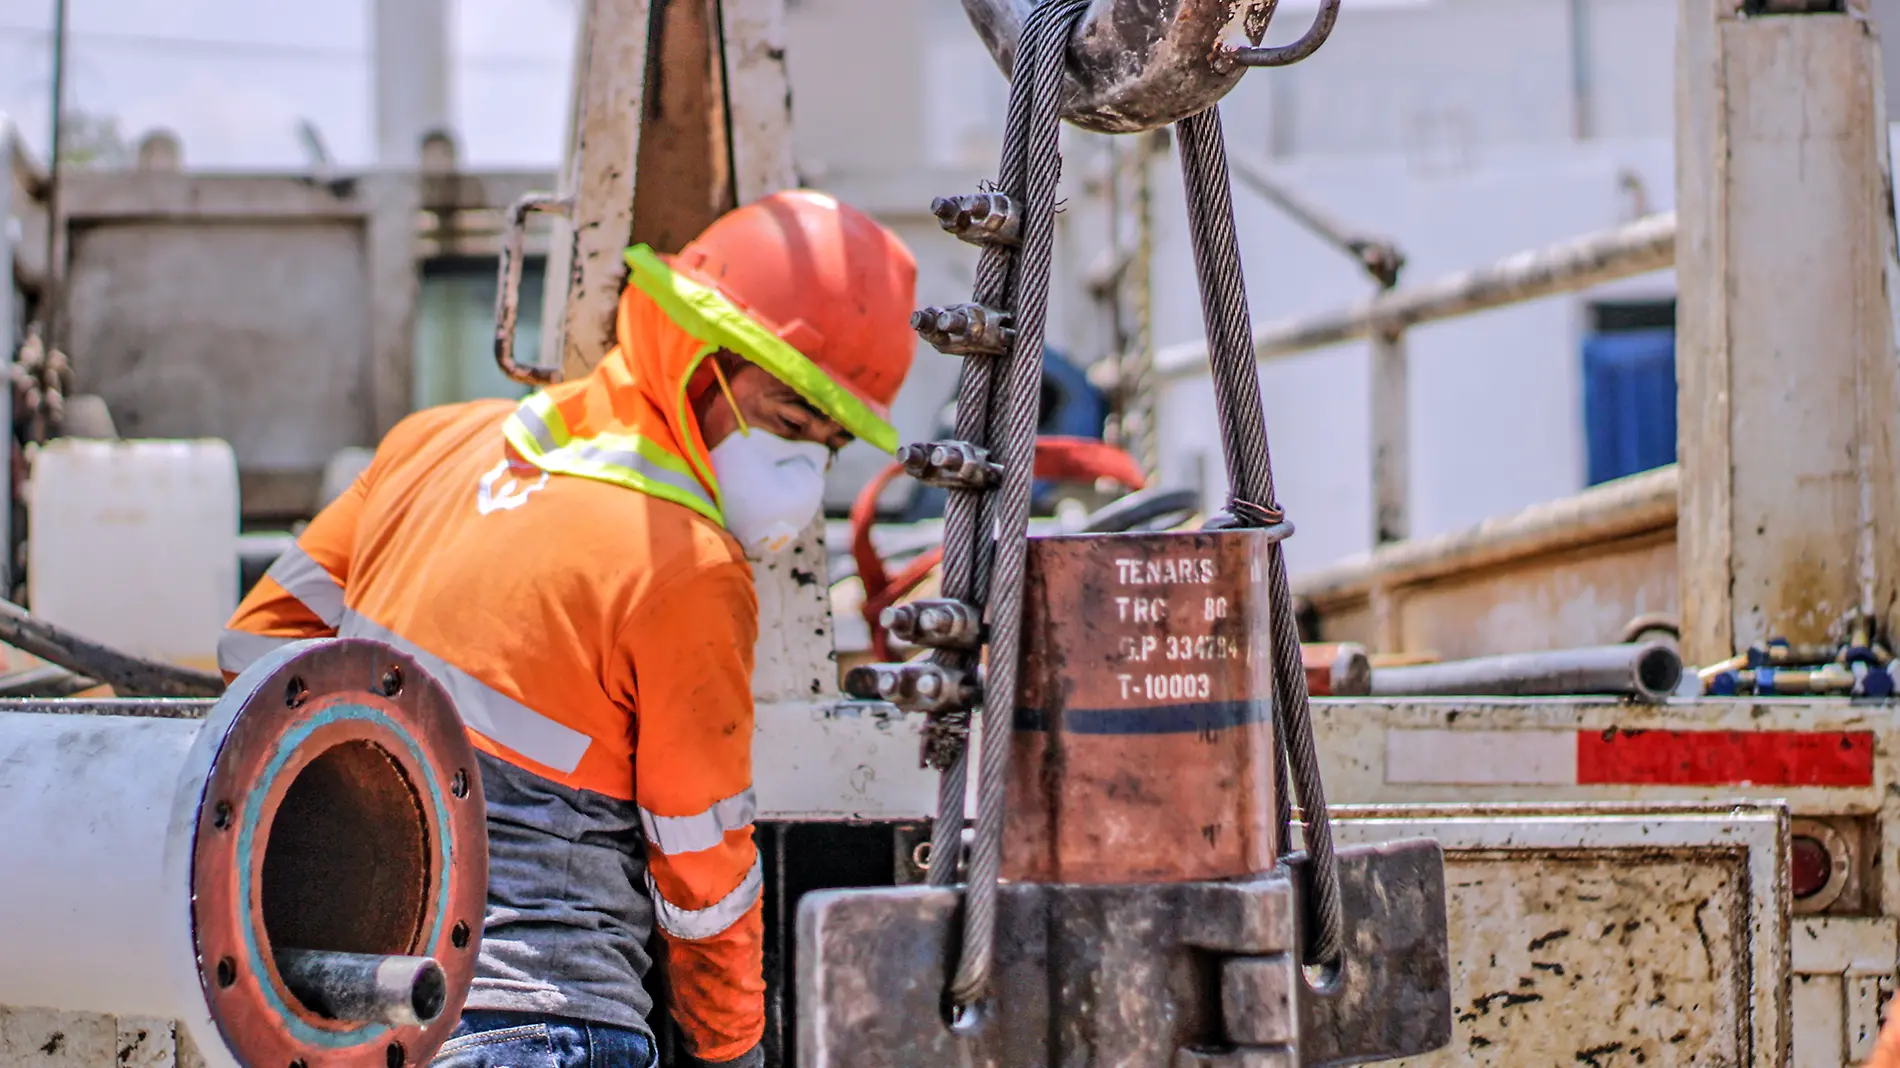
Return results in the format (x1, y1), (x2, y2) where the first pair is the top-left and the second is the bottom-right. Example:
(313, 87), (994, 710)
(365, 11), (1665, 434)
(0, 0), (579, 169)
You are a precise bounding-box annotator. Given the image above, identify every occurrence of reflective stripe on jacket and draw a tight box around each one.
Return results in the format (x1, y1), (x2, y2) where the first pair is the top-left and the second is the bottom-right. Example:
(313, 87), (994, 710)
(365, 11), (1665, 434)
(496, 245), (895, 511)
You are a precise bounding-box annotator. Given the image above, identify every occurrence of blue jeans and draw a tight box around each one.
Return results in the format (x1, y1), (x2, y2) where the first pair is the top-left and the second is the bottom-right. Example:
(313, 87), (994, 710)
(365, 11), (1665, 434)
(431, 1010), (659, 1068)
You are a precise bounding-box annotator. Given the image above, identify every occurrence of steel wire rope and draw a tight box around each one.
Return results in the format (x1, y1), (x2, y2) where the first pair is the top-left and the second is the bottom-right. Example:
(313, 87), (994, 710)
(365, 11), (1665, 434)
(936, 0), (1092, 1011)
(922, 0), (1044, 891)
(1176, 105), (1345, 967)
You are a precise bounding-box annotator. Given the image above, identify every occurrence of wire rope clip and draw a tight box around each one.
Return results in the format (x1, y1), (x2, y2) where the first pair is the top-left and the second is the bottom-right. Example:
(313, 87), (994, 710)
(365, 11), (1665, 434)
(933, 193), (1023, 248)
(899, 440), (1002, 491)
(883, 599), (985, 650)
(843, 662), (979, 715)
(913, 303), (1015, 357)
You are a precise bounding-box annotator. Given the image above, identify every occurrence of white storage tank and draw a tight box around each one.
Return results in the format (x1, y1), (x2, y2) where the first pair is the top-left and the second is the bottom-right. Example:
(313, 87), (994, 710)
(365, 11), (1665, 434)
(27, 439), (240, 673)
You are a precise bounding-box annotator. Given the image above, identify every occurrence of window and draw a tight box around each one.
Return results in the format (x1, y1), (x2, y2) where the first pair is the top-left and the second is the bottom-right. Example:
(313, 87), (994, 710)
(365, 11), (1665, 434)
(1582, 299), (1676, 486)
(413, 255), (544, 410)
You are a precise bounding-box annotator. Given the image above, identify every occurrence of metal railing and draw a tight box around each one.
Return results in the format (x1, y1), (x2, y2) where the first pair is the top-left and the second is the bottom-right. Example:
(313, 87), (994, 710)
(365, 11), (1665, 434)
(1155, 209), (1679, 545)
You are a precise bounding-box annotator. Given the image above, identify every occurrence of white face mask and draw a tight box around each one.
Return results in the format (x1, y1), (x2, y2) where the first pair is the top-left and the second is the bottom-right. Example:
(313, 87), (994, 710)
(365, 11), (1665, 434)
(709, 430), (830, 556)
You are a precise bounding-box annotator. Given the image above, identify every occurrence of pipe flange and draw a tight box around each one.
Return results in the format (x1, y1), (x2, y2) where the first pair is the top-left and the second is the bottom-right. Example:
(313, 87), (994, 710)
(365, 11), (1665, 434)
(189, 638), (487, 1068)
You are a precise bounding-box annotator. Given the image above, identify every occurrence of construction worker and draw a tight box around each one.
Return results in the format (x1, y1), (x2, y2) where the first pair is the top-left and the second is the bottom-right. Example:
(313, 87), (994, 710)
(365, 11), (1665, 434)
(218, 191), (919, 1068)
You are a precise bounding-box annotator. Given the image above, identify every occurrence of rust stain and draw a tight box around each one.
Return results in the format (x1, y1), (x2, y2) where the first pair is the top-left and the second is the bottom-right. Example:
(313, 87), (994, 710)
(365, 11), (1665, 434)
(1004, 529), (1278, 884)
(1752, 534), (1849, 646)
(1528, 928), (1571, 951)
(1430, 852), (1744, 1064)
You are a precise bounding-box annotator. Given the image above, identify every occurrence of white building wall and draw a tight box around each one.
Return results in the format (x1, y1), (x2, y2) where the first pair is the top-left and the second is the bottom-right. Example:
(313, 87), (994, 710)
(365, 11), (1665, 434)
(791, 0), (1686, 571)
(1152, 140), (1676, 574)
(1250, 0), (1580, 158)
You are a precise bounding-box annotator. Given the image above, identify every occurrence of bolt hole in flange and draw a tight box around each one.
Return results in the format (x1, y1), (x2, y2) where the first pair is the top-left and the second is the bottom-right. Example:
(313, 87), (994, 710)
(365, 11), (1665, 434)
(386, 1041), (407, 1068)
(451, 922), (471, 950)
(380, 666), (405, 698)
(217, 958), (238, 988)
(450, 768), (470, 799)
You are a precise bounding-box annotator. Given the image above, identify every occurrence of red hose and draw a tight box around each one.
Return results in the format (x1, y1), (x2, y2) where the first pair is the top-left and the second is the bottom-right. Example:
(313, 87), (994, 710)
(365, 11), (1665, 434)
(849, 437), (1146, 660)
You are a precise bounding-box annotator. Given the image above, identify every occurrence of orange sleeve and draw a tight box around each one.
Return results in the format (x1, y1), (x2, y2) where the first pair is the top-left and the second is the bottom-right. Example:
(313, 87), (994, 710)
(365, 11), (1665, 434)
(1872, 1008), (1900, 1068)
(218, 470), (369, 681)
(617, 557), (764, 1066)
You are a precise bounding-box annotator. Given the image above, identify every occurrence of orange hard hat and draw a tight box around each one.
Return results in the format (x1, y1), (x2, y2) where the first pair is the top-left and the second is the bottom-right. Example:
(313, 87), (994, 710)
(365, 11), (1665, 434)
(675, 190), (919, 418)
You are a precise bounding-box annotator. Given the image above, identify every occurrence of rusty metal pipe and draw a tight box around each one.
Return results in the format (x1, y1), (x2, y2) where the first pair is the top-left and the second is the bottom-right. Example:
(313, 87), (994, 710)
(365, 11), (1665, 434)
(1005, 530), (1280, 885)
(1294, 466), (1678, 608)
(0, 640), (487, 1068)
(1304, 642), (1371, 697)
(1369, 642), (1684, 702)
(1250, 212), (1677, 361)
(276, 949), (448, 1027)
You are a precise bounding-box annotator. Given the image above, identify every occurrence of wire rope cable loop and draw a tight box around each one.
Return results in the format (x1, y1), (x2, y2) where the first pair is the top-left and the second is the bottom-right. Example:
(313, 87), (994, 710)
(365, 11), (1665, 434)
(1175, 103), (1346, 969)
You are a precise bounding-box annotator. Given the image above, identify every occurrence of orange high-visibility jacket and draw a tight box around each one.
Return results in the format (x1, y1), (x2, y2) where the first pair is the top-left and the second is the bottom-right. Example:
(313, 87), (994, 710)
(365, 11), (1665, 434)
(219, 247), (893, 1065)
(1871, 1009), (1900, 1068)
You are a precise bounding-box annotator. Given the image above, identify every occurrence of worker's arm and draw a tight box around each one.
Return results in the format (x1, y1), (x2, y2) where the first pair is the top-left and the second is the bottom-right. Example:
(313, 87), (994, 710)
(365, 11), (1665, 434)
(618, 557), (765, 1068)
(217, 472), (367, 681)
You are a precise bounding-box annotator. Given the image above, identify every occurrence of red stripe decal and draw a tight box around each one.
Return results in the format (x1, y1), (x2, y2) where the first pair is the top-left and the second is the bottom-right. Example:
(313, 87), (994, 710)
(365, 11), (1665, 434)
(1575, 730), (1875, 787)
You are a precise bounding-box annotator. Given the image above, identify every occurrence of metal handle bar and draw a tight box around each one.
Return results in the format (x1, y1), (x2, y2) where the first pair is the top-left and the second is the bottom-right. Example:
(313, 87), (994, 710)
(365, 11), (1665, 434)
(1233, 0), (1342, 68)
(493, 192), (574, 386)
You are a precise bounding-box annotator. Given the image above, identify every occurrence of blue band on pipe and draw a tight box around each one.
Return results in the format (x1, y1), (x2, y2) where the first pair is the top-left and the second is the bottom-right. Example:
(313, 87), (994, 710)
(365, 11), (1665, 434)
(1014, 700), (1267, 735)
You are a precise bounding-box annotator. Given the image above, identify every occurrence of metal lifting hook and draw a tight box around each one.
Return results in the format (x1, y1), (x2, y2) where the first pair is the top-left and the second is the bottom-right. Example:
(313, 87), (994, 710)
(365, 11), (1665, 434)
(958, 0), (1344, 133)
(1236, 0), (1342, 67)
